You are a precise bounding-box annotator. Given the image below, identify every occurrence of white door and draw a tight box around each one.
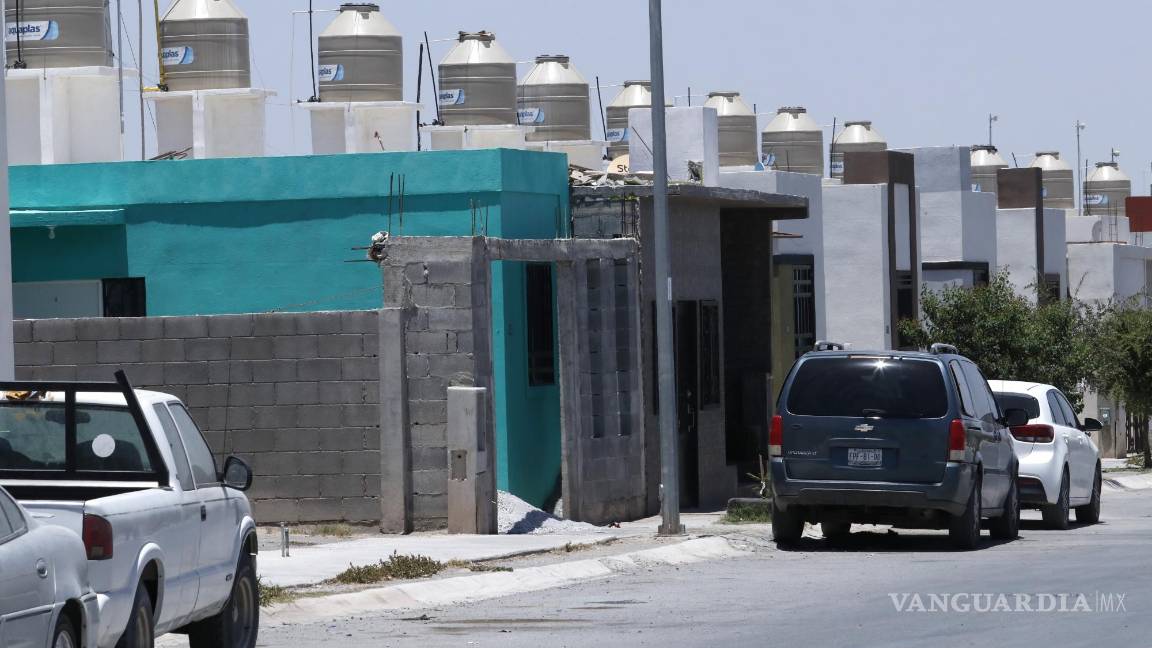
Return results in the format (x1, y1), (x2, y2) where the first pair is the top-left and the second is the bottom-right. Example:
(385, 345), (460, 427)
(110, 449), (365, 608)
(0, 493), (53, 648)
(152, 403), (207, 627)
(168, 404), (237, 611)
(1055, 391), (1095, 500)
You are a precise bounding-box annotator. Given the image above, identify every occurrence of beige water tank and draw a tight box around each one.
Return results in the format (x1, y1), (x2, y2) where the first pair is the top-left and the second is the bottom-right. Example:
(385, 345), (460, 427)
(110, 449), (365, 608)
(1030, 151), (1075, 209)
(831, 120), (886, 179)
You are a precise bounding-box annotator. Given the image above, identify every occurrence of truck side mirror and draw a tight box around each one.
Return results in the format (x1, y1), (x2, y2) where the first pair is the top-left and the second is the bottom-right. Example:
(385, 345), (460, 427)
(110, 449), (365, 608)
(222, 456), (253, 491)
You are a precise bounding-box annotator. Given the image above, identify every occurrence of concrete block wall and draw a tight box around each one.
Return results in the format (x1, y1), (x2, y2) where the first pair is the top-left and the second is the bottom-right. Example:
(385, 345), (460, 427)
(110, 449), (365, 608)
(12, 311), (381, 524)
(379, 237), (493, 532)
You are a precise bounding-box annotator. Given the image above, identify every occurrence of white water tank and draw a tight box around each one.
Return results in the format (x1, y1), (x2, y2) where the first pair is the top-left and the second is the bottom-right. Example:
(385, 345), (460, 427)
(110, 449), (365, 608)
(318, 3), (403, 102)
(1085, 161), (1131, 217)
(761, 106), (823, 175)
(831, 120), (886, 179)
(159, 0), (251, 91)
(704, 91), (757, 167)
(438, 31), (517, 126)
(1030, 151), (1075, 210)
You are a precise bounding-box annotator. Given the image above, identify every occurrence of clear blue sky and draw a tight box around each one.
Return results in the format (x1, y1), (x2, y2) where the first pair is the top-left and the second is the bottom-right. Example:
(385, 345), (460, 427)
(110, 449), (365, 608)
(116, 0), (1151, 192)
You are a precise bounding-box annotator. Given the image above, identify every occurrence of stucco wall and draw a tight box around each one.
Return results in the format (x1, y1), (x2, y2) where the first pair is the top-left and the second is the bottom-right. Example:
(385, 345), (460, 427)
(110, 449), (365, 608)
(996, 208), (1041, 302)
(9, 149), (569, 317)
(823, 184), (891, 350)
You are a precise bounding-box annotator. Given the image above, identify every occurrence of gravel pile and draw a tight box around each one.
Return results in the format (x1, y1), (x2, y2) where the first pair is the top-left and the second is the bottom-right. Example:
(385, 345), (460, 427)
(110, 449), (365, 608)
(497, 491), (605, 535)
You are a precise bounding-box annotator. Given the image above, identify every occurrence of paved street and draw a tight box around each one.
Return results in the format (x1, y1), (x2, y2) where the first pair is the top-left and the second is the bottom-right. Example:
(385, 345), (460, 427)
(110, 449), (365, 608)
(244, 489), (1152, 647)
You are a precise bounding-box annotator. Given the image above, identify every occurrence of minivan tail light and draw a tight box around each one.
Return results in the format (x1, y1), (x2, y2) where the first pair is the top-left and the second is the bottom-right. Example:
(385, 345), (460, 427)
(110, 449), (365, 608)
(948, 419), (966, 462)
(1011, 424), (1054, 443)
(82, 514), (113, 561)
(769, 415), (783, 457)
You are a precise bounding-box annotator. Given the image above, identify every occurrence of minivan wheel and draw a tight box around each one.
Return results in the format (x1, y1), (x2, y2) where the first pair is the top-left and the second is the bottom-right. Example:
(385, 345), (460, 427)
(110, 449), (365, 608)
(820, 520), (851, 542)
(989, 474), (1020, 540)
(948, 478), (982, 551)
(1042, 469), (1071, 530)
(1075, 465), (1102, 525)
(771, 499), (804, 546)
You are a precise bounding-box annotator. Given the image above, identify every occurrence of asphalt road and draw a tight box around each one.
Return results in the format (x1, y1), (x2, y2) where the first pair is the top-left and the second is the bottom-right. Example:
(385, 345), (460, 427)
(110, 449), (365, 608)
(254, 489), (1152, 647)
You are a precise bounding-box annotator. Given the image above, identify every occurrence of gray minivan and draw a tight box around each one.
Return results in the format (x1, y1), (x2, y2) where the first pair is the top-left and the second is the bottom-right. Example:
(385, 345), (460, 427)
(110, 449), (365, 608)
(770, 344), (1029, 550)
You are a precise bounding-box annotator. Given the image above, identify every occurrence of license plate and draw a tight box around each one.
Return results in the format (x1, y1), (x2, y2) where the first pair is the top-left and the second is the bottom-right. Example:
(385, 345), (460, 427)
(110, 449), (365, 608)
(847, 448), (883, 467)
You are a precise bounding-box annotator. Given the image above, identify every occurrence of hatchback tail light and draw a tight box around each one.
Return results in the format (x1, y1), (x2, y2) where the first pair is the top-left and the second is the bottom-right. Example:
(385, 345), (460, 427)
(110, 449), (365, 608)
(82, 514), (113, 561)
(769, 415), (783, 457)
(948, 419), (966, 461)
(1011, 424), (1055, 443)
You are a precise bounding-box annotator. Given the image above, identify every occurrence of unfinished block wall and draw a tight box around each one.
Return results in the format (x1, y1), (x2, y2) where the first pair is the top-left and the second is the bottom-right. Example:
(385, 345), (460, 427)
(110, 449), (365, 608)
(12, 311), (381, 524)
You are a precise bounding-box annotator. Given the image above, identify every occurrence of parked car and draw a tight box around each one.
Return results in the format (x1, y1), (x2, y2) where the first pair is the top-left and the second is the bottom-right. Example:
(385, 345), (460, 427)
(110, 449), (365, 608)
(770, 343), (1029, 550)
(0, 373), (259, 648)
(989, 380), (1102, 529)
(0, 484), (99, 648)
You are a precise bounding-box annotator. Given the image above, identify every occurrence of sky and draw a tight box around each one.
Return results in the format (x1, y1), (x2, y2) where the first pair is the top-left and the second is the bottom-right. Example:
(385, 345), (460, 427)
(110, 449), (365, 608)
(111, 0), (1152, 193)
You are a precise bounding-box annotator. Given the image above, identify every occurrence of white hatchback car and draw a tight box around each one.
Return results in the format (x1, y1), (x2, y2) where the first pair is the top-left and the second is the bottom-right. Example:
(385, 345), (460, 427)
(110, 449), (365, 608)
(989, 380), (1103, 529)
(0, 485), (98, 648)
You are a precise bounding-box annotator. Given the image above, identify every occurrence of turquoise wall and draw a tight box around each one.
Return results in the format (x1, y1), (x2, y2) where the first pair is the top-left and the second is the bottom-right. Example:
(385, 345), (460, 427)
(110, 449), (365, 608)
(9, 149), (567, 509)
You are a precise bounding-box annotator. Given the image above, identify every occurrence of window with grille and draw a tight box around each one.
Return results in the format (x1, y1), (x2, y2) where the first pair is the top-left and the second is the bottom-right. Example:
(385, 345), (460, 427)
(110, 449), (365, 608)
(792, 266), (816, 357)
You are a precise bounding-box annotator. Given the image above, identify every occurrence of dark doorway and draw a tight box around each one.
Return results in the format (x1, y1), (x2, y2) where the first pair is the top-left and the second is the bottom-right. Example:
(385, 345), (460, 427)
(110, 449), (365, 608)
(103, 278), (147, 317)
(675, 300), (700, 509)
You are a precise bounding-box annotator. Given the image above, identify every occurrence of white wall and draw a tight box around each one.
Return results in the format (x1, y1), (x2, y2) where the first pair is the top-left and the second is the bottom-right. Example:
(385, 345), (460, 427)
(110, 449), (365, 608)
(996, 208), (1042, 303)
(629, 106), (719, 186)
(1068, 242), (1152, 305)
(1043, 207), (1068, 299)
(718, 170), (826, 340)
(822, 183), (891, 350)
(0, 73), (12, 380)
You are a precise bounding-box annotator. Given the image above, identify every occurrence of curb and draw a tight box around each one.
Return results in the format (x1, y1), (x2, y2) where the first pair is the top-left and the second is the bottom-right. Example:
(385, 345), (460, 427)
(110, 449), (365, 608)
(264, 536), (746, 623)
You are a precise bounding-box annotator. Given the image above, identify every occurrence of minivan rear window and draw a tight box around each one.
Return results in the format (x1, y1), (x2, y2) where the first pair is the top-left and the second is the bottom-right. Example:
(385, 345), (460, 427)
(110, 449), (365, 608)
(993, 392), (1041, 420)
(786, 357), (949, 418)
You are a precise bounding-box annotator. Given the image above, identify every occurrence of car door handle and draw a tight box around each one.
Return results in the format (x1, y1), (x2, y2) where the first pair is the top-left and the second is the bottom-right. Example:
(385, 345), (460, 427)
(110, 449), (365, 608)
(201, 504), (207, 521)
(36, 559), (48, 579)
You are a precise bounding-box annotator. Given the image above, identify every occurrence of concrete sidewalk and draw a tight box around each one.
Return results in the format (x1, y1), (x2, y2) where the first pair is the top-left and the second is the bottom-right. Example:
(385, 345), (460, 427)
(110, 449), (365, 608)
(258, 511), (732, 586)
(1103, 470), (1152, 491)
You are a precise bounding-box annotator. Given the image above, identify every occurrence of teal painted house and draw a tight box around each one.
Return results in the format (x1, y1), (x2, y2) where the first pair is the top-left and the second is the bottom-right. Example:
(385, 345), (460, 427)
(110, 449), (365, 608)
(9, 149), (568, 508)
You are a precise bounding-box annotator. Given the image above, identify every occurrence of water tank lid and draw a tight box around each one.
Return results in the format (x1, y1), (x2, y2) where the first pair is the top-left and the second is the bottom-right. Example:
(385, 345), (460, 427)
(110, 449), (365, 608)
(1096, 161), (1118, 168)
(339, 2), (379, 10)
(162, 0), (247, 21)
(844, 120), (872, 128)
(1036, 151), (1061, 158)
(708, 91), (740, 98)
(972, 144), (998, 152)
(458, 31), (496, 42)
(623, 80), (651, 87)
(535, 54), (570, 64)
(778, 106), (808, 114)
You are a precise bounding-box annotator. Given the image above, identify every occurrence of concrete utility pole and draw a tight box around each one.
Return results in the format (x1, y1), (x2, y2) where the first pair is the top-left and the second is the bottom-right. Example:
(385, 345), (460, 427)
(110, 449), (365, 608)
(1075, 120), (1086, 216)
(649, 0), (682, 536)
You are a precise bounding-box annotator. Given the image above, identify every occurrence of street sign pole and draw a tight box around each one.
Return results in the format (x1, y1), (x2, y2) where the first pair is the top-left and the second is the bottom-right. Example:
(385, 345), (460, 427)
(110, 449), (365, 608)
(649, 0), (682, 536)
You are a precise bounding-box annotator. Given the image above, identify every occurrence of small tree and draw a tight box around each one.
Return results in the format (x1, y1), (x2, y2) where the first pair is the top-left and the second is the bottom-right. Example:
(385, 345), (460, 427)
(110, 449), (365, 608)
(1091, 303), (1152, 468)
(900, 272), (1099, 410)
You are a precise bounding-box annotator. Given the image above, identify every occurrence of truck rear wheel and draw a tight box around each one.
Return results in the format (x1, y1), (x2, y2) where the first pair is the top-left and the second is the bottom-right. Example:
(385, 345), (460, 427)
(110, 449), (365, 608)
(188, 553), (260, 648)
(115, 586), (154, 648)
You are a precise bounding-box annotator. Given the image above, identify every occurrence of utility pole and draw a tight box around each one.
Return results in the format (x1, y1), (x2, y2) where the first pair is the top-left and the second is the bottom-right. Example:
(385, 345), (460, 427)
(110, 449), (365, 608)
(988, 114), (997, 147)
(1075, 120), (1086, 216)
(649, 0), (682, 537)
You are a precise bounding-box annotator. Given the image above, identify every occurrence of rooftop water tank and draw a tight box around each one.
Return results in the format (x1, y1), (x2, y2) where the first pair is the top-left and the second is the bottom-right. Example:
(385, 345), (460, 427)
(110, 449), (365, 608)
(5, 0), (113, 68)
(159, 0), (251, 91)
(438, 31), (517, 126)
(704, 91), (757, 167)
(1085, 161), (1131, 216)
(517, 54), (590, 142)
(970, 145), (1009, 196)
(1029, 151), (1075, 209)
(761, 106), (823, 176)
(605, 80), (653, 161)
(831, 120), (886, 179)
(318, 3), (402, 102)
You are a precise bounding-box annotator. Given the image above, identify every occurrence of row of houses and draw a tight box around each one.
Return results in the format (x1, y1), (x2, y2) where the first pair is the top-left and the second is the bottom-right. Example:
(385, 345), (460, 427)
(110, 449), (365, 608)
(4, 47), (1150, 529)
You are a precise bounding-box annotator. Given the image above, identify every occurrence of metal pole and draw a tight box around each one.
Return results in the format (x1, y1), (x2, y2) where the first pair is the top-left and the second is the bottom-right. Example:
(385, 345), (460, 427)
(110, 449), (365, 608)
(1076, 120), (1085, 216)
(649, 0), (681, 537)
(138, 0), (145, 160)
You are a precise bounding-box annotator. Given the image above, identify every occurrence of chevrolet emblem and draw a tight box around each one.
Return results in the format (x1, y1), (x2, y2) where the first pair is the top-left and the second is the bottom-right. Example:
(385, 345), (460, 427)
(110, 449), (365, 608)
(854, 424), (874, 433)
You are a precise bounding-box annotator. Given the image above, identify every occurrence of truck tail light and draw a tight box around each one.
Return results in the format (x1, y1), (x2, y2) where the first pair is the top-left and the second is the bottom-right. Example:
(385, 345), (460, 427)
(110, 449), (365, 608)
(948, 419), (966, 462)
(1011, 424), (1055, 443)
(769, 415), (783, 457)
(82, 514), (113, 561)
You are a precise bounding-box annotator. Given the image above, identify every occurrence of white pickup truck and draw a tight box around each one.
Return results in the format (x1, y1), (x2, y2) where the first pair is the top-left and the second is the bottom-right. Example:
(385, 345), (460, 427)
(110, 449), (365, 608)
(0, 372), (259, 648)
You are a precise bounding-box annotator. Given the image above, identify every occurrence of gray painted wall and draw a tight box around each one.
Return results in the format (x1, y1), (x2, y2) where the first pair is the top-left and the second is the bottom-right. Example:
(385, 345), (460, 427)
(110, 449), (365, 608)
(13, 311), (382, 525)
